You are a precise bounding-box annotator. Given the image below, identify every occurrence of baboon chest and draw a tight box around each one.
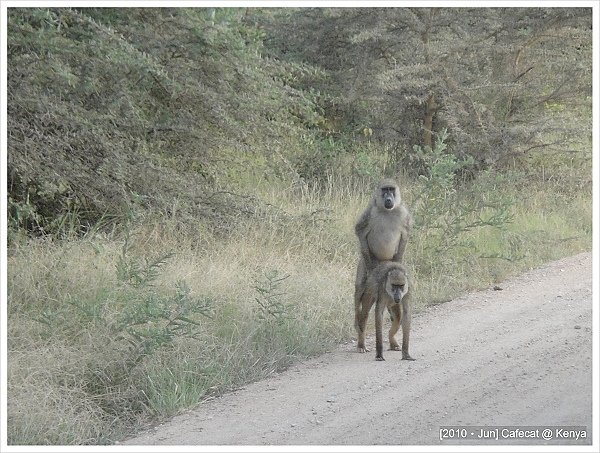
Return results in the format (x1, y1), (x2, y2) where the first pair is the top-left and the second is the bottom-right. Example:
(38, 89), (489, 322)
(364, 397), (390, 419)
(366, 211), (403, 261)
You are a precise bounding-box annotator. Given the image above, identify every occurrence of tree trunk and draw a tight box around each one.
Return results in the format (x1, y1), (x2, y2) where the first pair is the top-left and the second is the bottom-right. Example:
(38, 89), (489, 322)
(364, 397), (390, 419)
(423, 93), (437, 149)
(420, 8), (440, 150)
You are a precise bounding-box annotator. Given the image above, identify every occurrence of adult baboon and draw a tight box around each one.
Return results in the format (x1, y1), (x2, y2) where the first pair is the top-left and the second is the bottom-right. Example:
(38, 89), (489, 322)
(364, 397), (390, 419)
(355, 261), (414, 361)
(354, 179), (412, 343)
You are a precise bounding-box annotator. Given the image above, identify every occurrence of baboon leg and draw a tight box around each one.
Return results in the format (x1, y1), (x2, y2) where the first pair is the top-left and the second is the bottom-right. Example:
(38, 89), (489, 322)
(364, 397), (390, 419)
(357, 293), (373, 353)
(375, 299), (385, 361)
(354, 286), (363, 334)
(401, 297), (415, 361)
(354, 259), (367, 333)
(388, 303), (402, 351)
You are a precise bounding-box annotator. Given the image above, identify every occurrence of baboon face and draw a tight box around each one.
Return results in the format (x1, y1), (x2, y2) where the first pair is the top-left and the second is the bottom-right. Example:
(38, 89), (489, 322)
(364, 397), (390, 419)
(382, 186), (397, 209)
(386, 269), (408, 303)
(375, 180), (400, 211)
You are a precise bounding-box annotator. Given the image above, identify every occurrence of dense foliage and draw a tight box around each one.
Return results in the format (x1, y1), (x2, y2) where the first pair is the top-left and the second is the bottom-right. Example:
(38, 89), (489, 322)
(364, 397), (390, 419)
(261, 8), (592, 171)
(7, 8), (323, 236)
(7, 7), (592, 238)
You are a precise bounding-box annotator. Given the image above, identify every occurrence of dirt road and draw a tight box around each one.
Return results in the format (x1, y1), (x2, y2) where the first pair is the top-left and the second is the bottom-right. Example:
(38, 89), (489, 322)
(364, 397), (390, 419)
(123, 252), (594, 446)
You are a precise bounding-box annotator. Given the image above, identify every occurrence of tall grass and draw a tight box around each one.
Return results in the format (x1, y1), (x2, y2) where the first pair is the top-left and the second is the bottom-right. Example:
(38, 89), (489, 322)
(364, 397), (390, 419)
(6, 171), (591, 445)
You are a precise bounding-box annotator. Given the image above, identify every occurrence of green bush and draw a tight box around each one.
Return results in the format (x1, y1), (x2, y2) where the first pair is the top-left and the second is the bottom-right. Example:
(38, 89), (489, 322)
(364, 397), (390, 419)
(411, 130), (513, 267)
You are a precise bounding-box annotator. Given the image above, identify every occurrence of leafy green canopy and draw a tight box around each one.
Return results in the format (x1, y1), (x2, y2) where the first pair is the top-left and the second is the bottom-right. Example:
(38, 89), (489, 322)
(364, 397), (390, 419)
(7, 7), (592, 238)
(261, 7), (592, 171)
(7, 8), (323, 236)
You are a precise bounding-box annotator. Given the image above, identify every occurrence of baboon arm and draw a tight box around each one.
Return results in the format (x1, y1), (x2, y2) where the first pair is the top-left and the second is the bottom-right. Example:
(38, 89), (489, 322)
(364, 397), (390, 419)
(361, 235), (374, 268)
(361, 286), (377, 314)
(392, 207), (412, 263)
(400, 293), (414, 360)
(355, 209), (373, 267)
(401, 293), (411, 319)
(393, 233), (408, 263)
(354, 207), (370, 236)
(374, 297), (386, 360)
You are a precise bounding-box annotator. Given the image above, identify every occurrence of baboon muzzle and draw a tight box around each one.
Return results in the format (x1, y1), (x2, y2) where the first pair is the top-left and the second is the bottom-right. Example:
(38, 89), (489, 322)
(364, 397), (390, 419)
(392, 288), (402, 303)
(384, 196), (394, 209)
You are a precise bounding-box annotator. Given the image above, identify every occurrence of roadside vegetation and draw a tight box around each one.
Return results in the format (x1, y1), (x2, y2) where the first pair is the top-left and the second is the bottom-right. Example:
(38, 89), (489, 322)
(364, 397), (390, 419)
(6, 7), (592, 444)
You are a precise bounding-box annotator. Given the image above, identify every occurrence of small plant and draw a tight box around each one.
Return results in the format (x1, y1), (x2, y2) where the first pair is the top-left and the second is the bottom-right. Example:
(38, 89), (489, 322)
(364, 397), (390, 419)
(413, 128), (474, 193)
(114, 280), (213, 365)
(112, 228), (212, 366)
(116, 228), (174, 287)
(252, 269), (292, 324)
(8, 195), (41, 234)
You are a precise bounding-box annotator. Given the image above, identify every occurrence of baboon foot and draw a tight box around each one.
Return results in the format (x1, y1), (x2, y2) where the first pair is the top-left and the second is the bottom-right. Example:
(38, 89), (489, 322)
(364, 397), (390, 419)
(402, 353), (416, 361)
(357, 345), (370, 353)
(375, 355), (385, 361)
(389, 344), (401, 351)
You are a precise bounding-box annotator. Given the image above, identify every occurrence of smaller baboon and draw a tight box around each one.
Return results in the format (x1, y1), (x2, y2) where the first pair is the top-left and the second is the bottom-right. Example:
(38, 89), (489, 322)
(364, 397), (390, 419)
(355, 261), (415, 361)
